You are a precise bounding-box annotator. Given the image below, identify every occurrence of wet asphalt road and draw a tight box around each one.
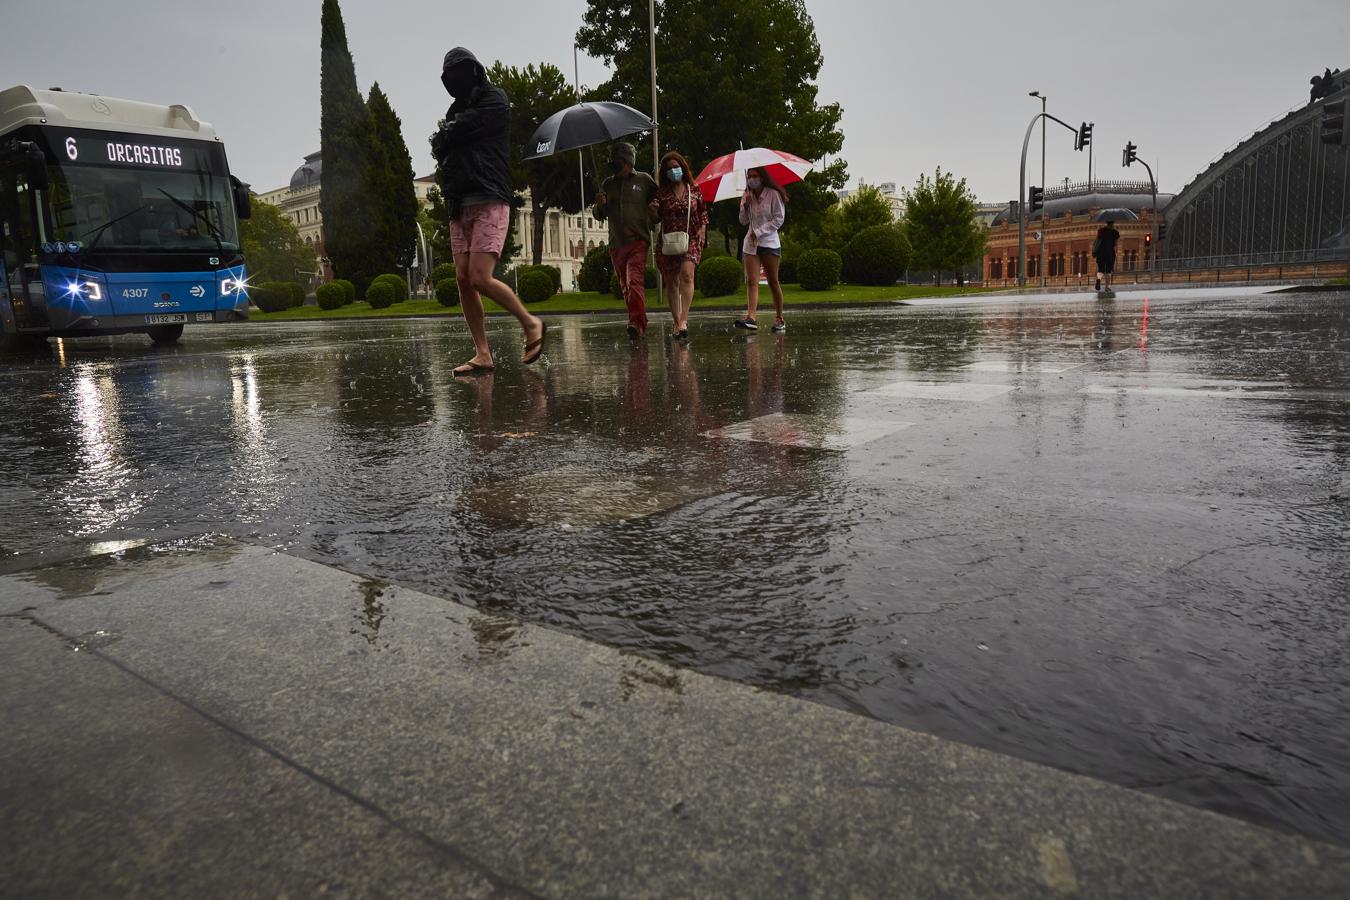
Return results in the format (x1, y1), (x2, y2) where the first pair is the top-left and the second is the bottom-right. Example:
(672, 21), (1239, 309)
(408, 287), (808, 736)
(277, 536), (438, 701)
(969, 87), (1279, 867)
(1, 289), (1347, 845)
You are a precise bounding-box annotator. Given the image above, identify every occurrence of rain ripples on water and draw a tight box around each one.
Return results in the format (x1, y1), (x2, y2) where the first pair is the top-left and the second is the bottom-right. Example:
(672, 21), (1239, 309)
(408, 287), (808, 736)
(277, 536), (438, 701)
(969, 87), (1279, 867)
(1, 291), (1347, 844)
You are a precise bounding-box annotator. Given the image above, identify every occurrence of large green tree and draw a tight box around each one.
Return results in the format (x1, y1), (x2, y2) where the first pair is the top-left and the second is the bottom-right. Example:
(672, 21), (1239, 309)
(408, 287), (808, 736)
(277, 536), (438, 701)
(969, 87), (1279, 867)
(240, 200), (318, 285)
(366, 82), (419, 269)
(577, 0), (846, 253)
(903, 168), (987, 284)
(319, 0), (381, 293)
(488, 62), (593, 267)
(823, 184), (896, 251)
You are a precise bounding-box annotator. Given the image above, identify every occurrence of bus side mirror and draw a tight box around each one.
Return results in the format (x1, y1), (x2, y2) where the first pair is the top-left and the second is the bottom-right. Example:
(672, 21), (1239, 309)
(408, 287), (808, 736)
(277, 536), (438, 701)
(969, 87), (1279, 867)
(27, 154), (49, 191)
(231, 176), (252, 220)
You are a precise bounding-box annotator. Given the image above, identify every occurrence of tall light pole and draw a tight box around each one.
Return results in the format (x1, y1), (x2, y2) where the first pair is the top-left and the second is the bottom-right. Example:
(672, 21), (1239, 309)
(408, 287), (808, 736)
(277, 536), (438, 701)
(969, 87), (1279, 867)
(574, 44), (587, 287)
(649, 0), (662, 305)
(1029, 91), (1047, 288)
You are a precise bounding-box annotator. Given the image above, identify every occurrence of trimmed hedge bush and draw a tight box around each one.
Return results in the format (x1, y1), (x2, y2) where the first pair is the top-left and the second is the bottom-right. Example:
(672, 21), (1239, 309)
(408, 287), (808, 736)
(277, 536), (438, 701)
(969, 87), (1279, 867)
(371, 273), (410, 304)
(518, 268), (555, 303)
(644, 265), (658, 288)
(842, 225), (910, 286)
(435, 278), (460, 307)
(365, 281), (395, 309)
(609, 270), (621, 297)
(286, 282), (307, 307)
(578, 245), (612, 293)
(798, 248), (843, 291)
(534, 264), (562, 292)
(778, 256), (798, 284)
(251, 282), (291, 313)
(316, 283), (346, 310)
(431, 263), (456, 286)
(696, 256), (742, 298)
(334, 279), (356, 305)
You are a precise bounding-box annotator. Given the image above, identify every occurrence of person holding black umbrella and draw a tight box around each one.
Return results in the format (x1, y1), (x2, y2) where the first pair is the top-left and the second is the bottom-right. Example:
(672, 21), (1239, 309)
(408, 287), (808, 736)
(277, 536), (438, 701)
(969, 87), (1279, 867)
(594, 142), (657, 338)
(1093, 218), (1121, 293)
(431, 47), (546, 375)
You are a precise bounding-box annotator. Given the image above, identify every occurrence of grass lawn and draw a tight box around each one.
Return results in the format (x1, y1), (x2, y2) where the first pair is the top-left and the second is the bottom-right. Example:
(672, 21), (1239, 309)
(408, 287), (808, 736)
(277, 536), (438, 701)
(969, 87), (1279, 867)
(248, 283), (996, 323)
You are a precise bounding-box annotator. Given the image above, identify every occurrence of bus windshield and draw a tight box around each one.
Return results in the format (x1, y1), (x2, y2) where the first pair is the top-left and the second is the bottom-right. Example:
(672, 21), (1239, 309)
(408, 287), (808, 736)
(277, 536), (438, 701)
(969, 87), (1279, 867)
(44, 163), (240, 253)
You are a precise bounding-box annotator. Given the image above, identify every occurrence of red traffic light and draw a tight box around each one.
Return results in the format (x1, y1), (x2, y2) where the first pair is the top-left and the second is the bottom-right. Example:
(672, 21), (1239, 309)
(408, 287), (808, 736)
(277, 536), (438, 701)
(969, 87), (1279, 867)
(1144, 233), (1152, 244)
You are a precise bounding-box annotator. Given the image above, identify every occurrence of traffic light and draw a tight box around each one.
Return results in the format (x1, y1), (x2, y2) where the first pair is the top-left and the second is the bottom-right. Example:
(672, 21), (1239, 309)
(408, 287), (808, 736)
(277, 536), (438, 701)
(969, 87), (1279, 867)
(1029, 185), (1044, 215)
(1144, 233), (1152, 247)
(1075, 122), (1093, 152)
(1123, 141), (1138, 167)
(1157, 223), (1168, 241)
(1320, 98), (1349, 146)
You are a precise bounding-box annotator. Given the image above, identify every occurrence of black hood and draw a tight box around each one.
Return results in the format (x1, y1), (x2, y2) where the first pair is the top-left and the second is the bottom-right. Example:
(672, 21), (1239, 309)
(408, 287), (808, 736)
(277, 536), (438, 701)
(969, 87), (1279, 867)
(442, 47), (486, 95)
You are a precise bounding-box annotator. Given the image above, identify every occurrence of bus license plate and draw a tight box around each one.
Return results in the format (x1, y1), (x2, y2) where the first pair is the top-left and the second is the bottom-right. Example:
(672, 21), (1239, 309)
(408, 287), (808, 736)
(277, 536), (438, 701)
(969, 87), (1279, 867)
(145, 314), (187, 325)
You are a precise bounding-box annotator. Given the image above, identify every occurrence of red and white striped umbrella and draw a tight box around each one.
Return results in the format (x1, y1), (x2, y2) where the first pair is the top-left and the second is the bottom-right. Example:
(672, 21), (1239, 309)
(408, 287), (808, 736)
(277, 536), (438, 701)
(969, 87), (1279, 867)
(694, 147), (815, 203)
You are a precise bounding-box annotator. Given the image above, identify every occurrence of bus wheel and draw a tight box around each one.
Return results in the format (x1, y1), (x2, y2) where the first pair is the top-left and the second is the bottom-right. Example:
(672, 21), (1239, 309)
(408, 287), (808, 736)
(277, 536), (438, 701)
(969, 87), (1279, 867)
(148, 324), (184, 344)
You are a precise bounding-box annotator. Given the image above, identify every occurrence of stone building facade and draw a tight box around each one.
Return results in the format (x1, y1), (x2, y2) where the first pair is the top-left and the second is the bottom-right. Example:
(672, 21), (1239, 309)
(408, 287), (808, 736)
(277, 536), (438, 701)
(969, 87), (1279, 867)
(983, 182), (1172, 286)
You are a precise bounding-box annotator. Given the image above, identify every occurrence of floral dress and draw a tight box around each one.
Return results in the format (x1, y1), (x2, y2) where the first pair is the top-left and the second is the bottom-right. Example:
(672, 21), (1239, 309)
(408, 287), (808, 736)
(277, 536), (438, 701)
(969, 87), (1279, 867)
(653, 185), (708, 279)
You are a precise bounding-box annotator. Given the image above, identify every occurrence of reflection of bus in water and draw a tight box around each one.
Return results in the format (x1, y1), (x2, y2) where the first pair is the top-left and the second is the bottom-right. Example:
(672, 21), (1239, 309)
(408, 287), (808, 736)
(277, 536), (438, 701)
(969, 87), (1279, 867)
(0, 86), (251, 349)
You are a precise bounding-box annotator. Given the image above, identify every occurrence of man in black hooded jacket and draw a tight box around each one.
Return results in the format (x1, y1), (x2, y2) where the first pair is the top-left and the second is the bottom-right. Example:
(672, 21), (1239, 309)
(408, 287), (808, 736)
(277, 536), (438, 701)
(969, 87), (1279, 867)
(431, 47), (546, 375)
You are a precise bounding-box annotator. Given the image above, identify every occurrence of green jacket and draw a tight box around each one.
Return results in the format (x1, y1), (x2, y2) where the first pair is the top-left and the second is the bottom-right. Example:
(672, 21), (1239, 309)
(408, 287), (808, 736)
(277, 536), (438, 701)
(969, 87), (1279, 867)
(595, 172), (658, 248)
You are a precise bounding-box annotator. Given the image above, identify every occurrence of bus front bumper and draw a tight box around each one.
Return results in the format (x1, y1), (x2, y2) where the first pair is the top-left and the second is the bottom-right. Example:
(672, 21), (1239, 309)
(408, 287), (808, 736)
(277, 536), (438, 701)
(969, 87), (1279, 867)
(46, 307), (250, 335)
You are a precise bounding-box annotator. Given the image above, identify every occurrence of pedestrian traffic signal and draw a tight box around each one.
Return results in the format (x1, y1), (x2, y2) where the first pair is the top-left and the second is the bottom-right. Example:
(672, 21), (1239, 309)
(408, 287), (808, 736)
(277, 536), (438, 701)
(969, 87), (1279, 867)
(1075, 122), (1093, 152)
(1144, 233), (1152, 246)
(1157, 223), (1168, 241)
(1123, 142), (1138, 167)
(1029, 185), (1045, 214)
(1320, 98), (1349, 146)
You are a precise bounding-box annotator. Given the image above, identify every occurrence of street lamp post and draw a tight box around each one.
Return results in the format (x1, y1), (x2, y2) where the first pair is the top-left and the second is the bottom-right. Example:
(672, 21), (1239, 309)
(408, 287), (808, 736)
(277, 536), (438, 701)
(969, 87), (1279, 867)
(574, 45), (587, 289)
(1029, 91), (1047, 288)
(648, 0), (663, 307)
(1017, 110), (1082, 289)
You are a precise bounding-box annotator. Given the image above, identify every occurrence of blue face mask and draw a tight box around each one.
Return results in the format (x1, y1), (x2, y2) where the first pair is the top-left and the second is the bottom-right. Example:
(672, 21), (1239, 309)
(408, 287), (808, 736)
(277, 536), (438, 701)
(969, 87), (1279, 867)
(666, 167), (684, 183)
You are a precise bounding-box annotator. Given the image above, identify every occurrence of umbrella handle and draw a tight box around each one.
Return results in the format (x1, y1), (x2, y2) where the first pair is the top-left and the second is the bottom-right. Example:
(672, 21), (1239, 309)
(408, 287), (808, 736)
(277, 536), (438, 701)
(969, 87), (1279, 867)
(588, 144), (604, 195)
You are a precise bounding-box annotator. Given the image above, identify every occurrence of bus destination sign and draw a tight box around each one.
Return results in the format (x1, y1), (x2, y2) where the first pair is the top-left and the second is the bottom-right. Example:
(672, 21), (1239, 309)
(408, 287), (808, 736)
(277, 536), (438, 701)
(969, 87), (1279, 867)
(42, 128), (224, 173)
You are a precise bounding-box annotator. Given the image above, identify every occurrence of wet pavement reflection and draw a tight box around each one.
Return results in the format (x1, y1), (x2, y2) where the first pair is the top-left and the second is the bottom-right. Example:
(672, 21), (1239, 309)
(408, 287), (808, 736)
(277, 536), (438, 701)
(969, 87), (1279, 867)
(2, 291), (1348, 845)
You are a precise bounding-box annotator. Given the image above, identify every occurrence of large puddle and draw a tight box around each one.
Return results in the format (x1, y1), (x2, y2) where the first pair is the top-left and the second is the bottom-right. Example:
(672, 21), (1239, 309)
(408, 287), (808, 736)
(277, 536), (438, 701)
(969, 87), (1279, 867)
(1, 292), (1348, 844)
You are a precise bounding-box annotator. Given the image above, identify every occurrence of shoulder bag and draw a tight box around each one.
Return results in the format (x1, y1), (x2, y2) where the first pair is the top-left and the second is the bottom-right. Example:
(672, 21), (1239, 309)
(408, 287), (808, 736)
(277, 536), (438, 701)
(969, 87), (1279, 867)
(661, 189), (693, 256)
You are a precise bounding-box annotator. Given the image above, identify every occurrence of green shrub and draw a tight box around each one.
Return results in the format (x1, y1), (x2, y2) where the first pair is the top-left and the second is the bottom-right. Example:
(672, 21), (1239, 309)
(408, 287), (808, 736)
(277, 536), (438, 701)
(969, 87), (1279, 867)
(842, 225), (910, 286)
(518, 268), (555, 303)
(798, 248), (843, 291)
(316, 283), (346, 310)
(431, 263), (456, 286)
(285, 282), (307, 307)
(609, 270), (621, 297)
(334, 279), (356, 305)
(365, 281), (395, 309)
(778, 256), (798, 284)
(251, 282), (290, 313)
(578, 245), (612, 292)
(697, 256), (742, 297)
(535, 264), (562, 292)
(435, 278), (460, 307)
(371, 273), (409, 303)
(702, 240), (732, 259)
(644, 265), (658, 288)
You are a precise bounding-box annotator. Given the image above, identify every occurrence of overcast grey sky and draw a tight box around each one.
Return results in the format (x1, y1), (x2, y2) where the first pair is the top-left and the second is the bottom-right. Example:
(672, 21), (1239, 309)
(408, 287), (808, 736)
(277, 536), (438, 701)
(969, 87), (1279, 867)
(3, 0), (1347, 203)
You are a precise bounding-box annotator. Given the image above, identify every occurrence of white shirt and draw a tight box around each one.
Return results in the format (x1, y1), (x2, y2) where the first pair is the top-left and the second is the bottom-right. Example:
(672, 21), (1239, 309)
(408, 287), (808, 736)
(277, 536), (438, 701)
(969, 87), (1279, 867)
(739, 188), (786, 254)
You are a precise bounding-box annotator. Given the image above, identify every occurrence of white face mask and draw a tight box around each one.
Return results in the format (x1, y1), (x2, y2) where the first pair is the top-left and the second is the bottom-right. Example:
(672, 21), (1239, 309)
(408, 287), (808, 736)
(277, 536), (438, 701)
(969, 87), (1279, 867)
(747, 177), (762, 191)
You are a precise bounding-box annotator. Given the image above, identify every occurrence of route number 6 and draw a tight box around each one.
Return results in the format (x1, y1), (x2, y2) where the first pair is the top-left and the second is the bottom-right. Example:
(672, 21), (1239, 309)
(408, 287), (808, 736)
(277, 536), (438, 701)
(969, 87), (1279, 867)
(65, 137), (78, 161)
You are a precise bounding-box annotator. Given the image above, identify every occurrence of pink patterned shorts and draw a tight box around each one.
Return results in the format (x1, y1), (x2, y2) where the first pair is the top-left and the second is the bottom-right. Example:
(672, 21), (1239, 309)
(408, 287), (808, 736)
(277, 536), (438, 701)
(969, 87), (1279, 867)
(449, 202), (510, 257)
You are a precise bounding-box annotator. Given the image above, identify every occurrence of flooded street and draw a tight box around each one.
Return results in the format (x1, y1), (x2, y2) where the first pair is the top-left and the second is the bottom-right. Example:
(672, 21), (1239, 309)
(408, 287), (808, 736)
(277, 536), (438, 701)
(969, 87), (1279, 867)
(2, 291), (1348, 846)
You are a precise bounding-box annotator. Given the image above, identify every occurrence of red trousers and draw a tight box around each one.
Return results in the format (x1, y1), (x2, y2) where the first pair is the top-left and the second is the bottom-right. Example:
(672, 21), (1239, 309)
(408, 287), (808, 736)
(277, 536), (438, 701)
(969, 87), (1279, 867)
(610, 240), (649, 332)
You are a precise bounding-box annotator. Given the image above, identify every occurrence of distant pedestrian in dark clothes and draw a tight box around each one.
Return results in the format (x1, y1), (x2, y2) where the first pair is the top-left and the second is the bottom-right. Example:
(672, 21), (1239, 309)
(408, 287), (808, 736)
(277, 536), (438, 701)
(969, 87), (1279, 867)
(1094, 220), (1121, 292)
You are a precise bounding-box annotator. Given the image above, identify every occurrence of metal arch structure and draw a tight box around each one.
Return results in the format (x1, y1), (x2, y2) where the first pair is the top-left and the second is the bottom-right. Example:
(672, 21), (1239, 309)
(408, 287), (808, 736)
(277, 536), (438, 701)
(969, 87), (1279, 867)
(1165, 69), (1350, 266)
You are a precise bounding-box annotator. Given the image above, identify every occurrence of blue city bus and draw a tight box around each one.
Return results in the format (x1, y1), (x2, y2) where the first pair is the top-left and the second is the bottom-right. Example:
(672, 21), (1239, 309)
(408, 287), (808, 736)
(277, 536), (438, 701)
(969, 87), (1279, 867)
(0, 86), (251, 349)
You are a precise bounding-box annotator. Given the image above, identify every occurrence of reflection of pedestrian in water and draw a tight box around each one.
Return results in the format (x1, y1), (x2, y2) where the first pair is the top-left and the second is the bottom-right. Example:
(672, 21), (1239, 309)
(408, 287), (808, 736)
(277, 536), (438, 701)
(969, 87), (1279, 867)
(1094, 219), (1121, 293)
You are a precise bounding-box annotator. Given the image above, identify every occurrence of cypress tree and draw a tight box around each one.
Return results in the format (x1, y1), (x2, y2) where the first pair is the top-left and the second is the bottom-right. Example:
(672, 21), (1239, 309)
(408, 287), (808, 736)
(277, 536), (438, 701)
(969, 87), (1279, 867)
(319, 0), (380, 294)
(366, 83), (419, 270)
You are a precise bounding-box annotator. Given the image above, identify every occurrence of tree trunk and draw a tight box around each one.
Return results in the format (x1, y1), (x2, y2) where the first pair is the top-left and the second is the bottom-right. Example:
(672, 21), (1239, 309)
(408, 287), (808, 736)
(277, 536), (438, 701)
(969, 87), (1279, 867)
(531, 196), (547, 267)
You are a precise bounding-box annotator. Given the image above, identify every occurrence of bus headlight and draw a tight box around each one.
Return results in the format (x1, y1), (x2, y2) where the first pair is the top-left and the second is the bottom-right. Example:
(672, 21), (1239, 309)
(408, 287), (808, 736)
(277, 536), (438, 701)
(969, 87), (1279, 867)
(66, 280), (103, 301)
(221, 277), (249, 296)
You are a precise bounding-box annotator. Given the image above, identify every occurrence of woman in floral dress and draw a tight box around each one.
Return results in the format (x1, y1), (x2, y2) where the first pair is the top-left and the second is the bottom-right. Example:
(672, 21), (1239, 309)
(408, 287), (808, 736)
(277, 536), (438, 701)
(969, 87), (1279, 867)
(649, 150), (708, 341)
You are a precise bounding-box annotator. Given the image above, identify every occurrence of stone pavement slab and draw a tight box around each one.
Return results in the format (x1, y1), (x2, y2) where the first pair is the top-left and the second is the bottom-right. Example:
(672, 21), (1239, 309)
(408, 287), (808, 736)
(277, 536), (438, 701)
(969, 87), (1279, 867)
(2, 541), (1348, 898)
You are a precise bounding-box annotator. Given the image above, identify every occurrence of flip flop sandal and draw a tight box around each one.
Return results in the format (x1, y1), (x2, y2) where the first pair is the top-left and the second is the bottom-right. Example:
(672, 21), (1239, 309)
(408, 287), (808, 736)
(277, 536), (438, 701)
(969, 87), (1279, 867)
(453, 361), (495, 377)
(522, 321), (548, 365)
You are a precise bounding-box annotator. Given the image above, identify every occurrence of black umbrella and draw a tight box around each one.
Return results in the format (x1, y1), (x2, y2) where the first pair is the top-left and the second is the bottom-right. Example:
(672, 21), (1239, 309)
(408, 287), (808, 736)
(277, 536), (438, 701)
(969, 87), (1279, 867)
(1093, 208), (1139, 222)
(523, 101), (655, 160)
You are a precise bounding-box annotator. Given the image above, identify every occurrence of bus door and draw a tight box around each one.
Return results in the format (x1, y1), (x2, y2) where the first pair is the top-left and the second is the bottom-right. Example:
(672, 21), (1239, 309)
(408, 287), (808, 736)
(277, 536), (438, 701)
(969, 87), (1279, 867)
(0, 166), (50, 330)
